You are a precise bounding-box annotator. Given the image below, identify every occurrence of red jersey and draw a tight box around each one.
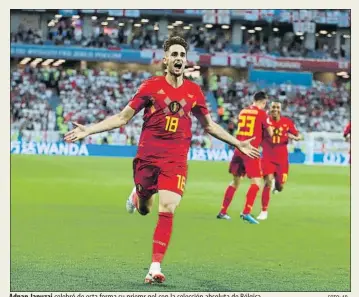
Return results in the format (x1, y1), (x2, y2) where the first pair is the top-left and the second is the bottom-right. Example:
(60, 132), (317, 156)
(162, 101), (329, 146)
(344, 122), (351, 138)
(128, 76), (209, 165)
(235, 105), (271, 149)
(262, 116), (299, 163)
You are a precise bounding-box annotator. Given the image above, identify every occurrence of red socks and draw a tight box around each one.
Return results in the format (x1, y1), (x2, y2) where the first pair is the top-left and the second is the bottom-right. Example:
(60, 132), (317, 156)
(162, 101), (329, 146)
(152, 212), (174, 263)
(261, 185), (271, 211)
(220, 185), (237, 214)
(243, 184), (260, 214)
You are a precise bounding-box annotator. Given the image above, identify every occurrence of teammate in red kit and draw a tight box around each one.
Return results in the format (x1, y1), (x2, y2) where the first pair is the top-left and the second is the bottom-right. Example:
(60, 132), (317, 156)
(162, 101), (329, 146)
(64, 36), (259, 283)
(257, 101), (302, 220)
(217, 92), (273, 224)
(343, 122), (351, 164)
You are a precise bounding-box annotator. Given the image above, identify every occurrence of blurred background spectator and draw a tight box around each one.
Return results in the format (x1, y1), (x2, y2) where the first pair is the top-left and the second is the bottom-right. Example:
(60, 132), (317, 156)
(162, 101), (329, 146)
(11, 66), (350, 145)
(11, 10), (350, 60)
(10, 9), (351, 145)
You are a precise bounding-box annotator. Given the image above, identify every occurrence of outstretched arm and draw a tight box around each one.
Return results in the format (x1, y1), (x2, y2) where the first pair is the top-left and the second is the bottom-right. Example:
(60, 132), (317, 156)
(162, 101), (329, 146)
(64, 105), (135, 143)
(195, 112), (260, 158)
(288, 133), (303, 141)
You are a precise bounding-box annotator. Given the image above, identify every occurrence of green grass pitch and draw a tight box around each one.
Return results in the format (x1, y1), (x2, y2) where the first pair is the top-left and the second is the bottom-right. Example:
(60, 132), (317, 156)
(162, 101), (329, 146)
(10, 155), (350, 292)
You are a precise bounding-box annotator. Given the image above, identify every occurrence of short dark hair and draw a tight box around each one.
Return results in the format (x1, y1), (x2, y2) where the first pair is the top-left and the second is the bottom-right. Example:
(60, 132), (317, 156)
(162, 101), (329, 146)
(253, 91), (268, 101)
(163, 35), (189, 53)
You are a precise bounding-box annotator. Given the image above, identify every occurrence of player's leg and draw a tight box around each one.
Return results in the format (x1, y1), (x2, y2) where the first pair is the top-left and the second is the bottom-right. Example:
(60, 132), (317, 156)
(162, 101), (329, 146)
(217, 174), (241, 219)
(274, 163), (289, 193)
(217, 155), (244, 219)
(126, 185), (155, 215)
(127, 158), (160, 215)
(145, 190), (181, 283)
(145, 169), (185, 284)
(274, 175), (284, 192)
(240, 156), (262, 224)
(257, 173), (274, 220)
(257, 159), (275, 220)
(126, 186), (138, 213)
(271, 177), (276, 193)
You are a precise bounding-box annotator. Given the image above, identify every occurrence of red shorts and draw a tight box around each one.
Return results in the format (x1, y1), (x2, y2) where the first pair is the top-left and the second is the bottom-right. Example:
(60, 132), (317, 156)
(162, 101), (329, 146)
(262, 158), (289, 185)
(133, 158), (187, 200)
(229, 152), (262, 178)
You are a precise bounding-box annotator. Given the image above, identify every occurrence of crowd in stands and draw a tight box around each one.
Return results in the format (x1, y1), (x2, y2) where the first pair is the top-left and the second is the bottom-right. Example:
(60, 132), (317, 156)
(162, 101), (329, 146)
(11, 19), (350, 60)
(254, 33), (349, 60)
(11, 66), (350, 147)
(11, 67), (59, 133)
(209, 73), (350, 134)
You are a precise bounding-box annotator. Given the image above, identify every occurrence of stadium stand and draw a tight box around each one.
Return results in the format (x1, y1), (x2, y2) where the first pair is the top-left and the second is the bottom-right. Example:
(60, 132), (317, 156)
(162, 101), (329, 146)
(10, 9), (351, 146)
(11, 66), (350, 146)
(11, 18), (350, 60)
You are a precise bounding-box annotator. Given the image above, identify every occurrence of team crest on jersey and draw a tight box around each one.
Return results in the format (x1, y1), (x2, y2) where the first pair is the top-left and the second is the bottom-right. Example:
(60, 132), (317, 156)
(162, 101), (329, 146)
(169, 101), (181, 114)
(273, 127), (283, 136)
(136, 183), (143, 192)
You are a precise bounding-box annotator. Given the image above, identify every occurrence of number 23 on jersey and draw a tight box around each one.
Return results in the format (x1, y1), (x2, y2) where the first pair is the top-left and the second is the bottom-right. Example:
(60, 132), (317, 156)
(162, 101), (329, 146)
(237, 114), (256, 137)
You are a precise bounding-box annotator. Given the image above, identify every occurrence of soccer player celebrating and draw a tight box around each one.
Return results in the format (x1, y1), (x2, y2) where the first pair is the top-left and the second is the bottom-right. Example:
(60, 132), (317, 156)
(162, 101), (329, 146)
(217, 92), (273, 224)
(343, 122), (351, 164)
(257, 101), (302, 220)
(64, 36), (259, 284)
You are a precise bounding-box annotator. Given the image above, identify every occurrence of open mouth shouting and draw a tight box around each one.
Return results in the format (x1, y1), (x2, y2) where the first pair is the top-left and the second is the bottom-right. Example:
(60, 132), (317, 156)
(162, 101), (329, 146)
(174, 61), (183, 71)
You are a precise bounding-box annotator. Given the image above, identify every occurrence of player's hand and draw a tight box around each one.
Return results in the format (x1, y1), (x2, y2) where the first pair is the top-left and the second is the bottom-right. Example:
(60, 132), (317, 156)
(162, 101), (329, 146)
(236, 137), (260, 159)
(288, 134), (303, 141)
(64, 122), (90, 143)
